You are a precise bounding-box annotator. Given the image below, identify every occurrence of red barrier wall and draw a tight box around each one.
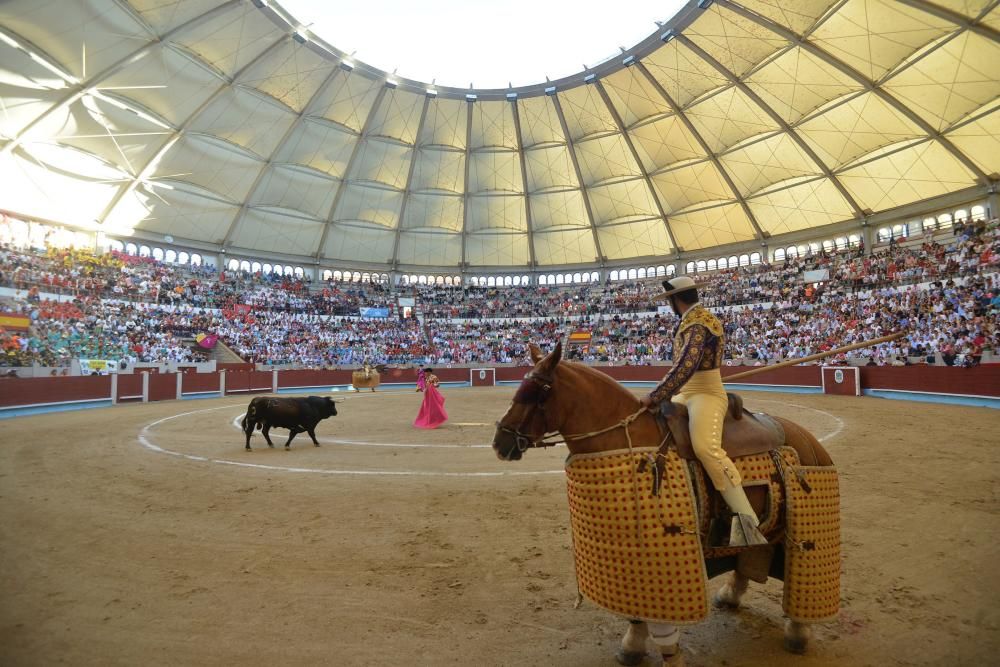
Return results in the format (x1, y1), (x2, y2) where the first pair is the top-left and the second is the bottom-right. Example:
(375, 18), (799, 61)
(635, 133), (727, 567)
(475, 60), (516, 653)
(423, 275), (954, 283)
(149, 373), (177, 402)
(860, 364), (1000, 396)
(0, 375), (111, 407)
(116, 374), (143, 400)
(181, 372), (220, 394)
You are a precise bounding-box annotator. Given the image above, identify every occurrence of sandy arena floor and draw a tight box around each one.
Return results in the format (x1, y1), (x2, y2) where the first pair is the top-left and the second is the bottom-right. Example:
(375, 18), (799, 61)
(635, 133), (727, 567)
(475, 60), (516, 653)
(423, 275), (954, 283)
(0, 386), (997, 666)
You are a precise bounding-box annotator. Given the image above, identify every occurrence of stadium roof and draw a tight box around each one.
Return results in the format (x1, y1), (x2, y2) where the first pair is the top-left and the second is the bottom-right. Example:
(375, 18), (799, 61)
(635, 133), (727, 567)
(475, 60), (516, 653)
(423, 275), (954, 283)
(1, 0), (998, 271)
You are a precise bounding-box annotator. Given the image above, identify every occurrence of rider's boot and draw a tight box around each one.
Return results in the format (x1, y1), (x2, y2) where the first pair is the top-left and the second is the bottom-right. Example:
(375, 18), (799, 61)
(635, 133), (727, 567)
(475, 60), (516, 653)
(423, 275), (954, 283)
(721, 485), (768, 547)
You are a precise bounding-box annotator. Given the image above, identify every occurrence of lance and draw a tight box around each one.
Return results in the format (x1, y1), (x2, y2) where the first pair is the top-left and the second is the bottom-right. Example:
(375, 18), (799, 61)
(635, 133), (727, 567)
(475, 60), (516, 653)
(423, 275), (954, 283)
(723, 331), (907, 382)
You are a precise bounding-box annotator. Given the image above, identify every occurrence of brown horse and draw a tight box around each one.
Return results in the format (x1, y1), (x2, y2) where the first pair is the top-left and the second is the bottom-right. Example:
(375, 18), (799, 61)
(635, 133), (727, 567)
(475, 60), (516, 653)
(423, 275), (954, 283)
(493, 342), (837, 665)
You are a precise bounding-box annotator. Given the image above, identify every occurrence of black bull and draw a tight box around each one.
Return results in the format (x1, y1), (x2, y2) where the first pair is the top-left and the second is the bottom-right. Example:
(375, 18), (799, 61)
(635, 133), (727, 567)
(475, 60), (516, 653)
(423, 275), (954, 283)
(241, 396), (338, 450)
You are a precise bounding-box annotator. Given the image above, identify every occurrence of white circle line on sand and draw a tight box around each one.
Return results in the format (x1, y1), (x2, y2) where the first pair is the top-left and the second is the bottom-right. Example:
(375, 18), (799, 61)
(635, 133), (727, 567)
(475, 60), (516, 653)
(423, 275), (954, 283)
(230, 412), (495, 449)
(752, 398), (844, 443)
(139, 404), (562, 477)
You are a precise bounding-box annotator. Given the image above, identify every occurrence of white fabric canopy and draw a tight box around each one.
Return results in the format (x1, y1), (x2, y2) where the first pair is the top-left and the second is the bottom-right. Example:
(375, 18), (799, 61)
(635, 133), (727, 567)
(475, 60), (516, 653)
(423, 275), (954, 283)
(1, 0), (997, 269)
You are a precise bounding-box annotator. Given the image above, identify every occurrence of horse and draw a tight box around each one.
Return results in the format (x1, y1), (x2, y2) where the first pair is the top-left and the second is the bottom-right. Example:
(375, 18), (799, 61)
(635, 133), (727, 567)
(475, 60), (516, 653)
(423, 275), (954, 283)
(492, 342), (838, 665)
(351, 364), (381, 392)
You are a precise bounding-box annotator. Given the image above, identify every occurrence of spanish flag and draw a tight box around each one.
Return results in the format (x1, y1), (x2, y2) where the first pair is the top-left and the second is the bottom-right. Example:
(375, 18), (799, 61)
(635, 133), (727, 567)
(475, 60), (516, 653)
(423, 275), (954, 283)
(0, 312), (30, 331)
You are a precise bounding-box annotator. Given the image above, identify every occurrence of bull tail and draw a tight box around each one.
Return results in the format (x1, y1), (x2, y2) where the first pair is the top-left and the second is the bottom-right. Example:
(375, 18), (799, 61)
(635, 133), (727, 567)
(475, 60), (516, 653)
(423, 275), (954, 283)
(240, 414), (248, 431)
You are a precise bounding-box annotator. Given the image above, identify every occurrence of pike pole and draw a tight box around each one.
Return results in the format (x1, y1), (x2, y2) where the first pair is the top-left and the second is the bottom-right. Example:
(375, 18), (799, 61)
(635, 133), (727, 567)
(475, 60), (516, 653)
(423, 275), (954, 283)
(723, 331), (907, 382)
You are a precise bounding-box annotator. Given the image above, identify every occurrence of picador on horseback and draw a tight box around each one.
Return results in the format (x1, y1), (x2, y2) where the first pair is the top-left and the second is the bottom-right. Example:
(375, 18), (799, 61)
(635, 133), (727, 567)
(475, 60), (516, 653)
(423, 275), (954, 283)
(640, 275), (768, 548)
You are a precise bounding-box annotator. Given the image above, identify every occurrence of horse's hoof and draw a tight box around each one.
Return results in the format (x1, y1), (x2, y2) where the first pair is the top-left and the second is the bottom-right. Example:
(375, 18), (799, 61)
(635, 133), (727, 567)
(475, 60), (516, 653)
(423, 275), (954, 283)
(614, 649), (647, 666)
(712, 590), (740, 610)
(313, 443), (320, 447)
(284, 446), (290, 451)
(245, 447), (251, 452)
(783, 636), (808, 655)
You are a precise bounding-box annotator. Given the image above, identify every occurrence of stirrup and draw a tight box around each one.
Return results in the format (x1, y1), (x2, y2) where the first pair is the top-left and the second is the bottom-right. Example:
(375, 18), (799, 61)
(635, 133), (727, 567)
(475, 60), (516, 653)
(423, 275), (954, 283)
(729, 514), (769, 547)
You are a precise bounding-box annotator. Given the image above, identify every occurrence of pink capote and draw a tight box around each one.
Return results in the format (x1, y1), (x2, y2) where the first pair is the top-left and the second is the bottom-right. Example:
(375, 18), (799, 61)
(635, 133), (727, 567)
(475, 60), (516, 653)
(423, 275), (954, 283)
(416, 368), (426, 392)
(413, 381), (447, 429)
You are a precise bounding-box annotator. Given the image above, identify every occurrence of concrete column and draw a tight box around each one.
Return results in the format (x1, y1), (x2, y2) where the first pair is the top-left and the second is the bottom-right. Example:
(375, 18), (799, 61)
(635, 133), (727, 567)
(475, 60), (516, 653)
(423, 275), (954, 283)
(111, 372), (119, 405)
(861, 224), (873, 257)
(141, 372), (149, 403)
(176, 372), (183, 400)
(220, 369), (227, 395)
(986, 189), (998, 221)
(272, 369), (278, 393)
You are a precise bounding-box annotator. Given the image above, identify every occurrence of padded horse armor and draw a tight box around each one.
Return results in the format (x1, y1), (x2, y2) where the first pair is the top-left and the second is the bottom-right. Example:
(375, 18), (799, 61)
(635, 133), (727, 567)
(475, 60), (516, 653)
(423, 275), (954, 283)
(659, 392), (786, 461)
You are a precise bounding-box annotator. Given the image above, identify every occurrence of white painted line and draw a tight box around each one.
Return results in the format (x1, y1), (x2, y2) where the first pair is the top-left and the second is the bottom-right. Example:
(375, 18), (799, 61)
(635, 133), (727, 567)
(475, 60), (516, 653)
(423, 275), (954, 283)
(139, 404), (560, 477)
(752, 398), (844, 443)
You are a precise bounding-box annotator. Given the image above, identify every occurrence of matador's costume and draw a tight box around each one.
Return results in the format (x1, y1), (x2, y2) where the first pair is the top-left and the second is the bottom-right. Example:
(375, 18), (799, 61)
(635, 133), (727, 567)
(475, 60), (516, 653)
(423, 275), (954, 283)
(647, 276), (767, 547)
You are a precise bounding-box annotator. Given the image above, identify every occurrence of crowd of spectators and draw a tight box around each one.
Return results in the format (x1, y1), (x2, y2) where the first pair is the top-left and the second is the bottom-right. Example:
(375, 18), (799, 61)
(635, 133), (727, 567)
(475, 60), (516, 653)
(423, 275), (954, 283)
(0, 216), (997, 369)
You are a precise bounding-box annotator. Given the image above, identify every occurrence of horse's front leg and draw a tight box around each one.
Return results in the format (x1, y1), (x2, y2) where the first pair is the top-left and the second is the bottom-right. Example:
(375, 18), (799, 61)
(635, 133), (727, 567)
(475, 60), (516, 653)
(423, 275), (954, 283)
(713, 571), (750, 609)
(617, 621), (681, 666)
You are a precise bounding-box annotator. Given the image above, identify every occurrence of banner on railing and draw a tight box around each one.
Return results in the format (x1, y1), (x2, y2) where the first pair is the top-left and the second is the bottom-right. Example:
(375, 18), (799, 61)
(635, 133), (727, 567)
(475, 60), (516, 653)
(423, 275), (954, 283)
(359, 307), (389, 318)
(803, 269), (830, 283)
(0, 312), (30, 330)
(79, 358), (117, 375)
(196, 333), (219, 349)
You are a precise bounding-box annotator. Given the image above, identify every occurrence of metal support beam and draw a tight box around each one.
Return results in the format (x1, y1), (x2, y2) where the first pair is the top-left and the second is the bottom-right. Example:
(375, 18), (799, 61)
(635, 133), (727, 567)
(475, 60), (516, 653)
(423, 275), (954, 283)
(896, 0), (1000, 44)
(222, 65), (342, 248)
(593, 79), (679, 250)
(460, 101), (474, 269)
(550, 95), (605, 264)
(509, 100), (538, 268)
(315, 85), (389, 257)
(675, 34), (867, 219)
(714, 0), (990, 183)
(2, 0), (241, 156)
(634, 61), (765, 240)
(98, 36), (289, 227)
(391, 94), (432, 266)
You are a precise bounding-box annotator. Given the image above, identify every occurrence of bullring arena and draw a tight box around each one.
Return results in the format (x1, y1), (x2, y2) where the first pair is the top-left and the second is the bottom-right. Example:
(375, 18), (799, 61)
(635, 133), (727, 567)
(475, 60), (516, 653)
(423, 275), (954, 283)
(3, 0), (1000, 664)
(2, 371), (999, 666)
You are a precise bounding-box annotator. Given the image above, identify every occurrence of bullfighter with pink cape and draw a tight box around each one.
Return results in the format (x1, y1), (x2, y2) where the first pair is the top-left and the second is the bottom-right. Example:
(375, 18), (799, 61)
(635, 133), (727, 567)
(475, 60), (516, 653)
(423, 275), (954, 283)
(413, 368), (447, 429)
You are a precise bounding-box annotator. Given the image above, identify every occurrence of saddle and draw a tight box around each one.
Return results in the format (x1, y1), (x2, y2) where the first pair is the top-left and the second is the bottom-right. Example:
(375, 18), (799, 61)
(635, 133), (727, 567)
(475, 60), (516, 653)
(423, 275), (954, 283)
(657, 392), (785, 461)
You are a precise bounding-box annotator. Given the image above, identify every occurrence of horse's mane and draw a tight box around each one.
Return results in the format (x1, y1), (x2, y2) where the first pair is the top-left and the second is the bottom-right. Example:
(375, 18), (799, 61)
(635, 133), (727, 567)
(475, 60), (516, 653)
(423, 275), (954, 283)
(558, 359), (641, 406)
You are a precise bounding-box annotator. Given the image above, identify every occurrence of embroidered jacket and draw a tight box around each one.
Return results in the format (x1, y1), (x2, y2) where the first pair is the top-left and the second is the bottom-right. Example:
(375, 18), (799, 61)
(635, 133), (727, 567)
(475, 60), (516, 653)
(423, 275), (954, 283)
(648, 304), (725, 402)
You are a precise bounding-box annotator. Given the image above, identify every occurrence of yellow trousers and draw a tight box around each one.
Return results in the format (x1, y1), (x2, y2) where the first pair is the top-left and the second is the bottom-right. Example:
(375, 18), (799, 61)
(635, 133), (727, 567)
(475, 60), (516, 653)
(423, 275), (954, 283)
(672, 370), (742, 490)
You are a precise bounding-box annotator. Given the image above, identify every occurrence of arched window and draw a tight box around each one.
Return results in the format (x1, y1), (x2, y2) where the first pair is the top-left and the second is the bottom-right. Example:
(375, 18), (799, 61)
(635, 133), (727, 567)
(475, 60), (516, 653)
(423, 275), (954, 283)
(824, 239), (836, 252)
(138, 245), (151, 258)
(647, 266), (655, 277)
(239, 260), (250, 272)
(808, 242), (820, 255)
(774, 248), (786, 261)
(124, 243), (138, 255)
(877, 227), (891, 243)
(590, 272), (598, 282)
(570, 272), (579, 283)
(786, 245), (798, 258)
(656, 265), (665, 276)
(557, 274), (566, 285)
(330, 270), (339, 281)
(627, 268), (638, 279)
(636, 268), (646, 279)
(191, 254), (202, 266)
(971, 204), (986, 221)
(484, 276), (493, 286)
(251, 262), (261, 273)
(848, 234), (861, 247)
(750, 252), (761, 265)
(538, 275), (547, 285)
(165, 249), (177, 263)
(707, 259), (717, 271)
(954, 209), (968, 223)
(891, 224), (907, 239)
(696, 260), (706, 272)
(294, 267), (304, 278)
(178, 251), (190, 265)
(227, 259), (239, 271)
(685, 262), (695, 273)
(922, 217), (936, 231)
(718, 257), (728, 270)
(501, 276), (510, 286)
(666, 265), (676, 276)
(322, 270), (332, 280)
(152, 247), (164, 261)
(108, 239), (125, 253)
(936, 213), (952, 228)
(610, 270), (619, 281)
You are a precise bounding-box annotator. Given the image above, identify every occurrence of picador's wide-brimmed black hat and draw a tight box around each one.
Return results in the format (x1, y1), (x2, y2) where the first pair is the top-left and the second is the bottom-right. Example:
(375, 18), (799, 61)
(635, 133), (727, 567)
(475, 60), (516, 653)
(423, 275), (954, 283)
(651, 275), (708, 301)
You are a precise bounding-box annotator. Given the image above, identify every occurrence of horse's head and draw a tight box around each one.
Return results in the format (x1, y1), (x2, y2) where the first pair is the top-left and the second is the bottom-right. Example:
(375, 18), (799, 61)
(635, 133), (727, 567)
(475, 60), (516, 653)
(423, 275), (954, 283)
(492, 341), (563, 461)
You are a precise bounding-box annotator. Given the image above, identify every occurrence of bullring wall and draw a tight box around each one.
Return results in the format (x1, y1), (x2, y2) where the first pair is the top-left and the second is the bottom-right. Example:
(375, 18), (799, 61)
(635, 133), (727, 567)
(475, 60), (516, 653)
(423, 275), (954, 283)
(1, 364), (997, 417)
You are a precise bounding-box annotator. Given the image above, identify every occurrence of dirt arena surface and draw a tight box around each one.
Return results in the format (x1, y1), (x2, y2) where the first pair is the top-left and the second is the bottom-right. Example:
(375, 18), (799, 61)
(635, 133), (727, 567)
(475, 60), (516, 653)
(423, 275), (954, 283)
(1, 386), (997, 666)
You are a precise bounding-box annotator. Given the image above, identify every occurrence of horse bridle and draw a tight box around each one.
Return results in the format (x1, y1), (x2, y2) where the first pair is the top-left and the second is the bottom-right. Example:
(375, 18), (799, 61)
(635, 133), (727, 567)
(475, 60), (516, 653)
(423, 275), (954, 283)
(494, 370), (561, 453)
